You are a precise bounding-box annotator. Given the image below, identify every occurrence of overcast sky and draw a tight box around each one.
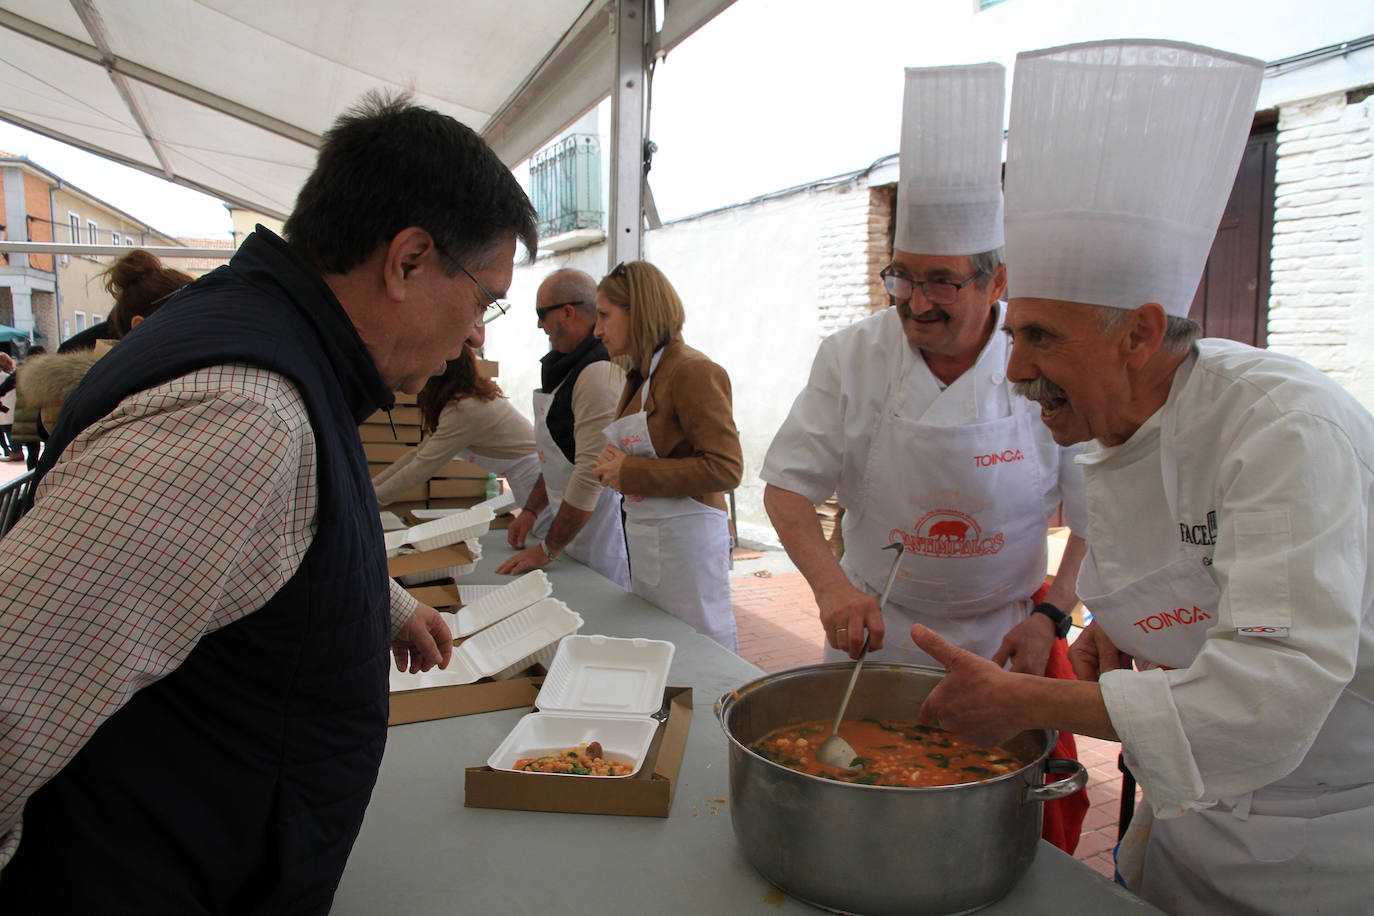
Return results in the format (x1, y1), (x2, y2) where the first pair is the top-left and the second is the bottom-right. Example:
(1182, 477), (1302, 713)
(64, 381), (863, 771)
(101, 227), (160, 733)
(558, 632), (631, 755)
(1, 0), (1370, 239)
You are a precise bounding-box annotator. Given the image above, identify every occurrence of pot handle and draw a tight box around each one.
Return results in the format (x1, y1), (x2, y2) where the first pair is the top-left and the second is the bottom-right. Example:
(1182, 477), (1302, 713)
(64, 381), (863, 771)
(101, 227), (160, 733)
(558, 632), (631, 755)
(1025, 757), (1088, 803)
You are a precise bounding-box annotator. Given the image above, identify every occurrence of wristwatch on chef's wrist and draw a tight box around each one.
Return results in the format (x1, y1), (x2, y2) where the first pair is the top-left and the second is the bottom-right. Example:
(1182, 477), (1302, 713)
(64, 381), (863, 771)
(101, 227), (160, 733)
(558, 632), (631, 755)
(1032, 601), (1072, 639)
(540, 541), (559, 562)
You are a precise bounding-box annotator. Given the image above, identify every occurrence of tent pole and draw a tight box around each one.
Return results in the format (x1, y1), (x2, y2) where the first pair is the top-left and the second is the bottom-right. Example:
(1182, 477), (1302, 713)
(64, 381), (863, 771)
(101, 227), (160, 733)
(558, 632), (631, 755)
(608, 0), (649, 270)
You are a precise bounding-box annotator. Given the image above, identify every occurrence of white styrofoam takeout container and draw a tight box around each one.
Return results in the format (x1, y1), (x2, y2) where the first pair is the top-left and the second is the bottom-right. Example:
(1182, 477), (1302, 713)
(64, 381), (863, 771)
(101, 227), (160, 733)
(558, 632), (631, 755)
(388, 598), (583, 691)
(409, 489), (514, 522)
(451, 570), (553, 638)
(394, 539), (482, 586)
(486, 635), (676, 778)
(385, 506), (494, 557)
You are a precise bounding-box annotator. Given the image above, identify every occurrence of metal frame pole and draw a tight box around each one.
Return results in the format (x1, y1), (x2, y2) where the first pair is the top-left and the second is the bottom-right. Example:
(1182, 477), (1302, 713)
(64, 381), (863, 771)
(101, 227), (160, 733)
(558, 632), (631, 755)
(608, 0), (649, 269)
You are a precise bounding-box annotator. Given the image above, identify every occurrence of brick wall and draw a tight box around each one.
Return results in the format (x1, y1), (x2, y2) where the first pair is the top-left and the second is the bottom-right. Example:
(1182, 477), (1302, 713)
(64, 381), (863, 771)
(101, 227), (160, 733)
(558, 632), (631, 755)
(867, 184), (896, 316)
(816, 179), (883, 336)
(1269, 88), (1374, 405)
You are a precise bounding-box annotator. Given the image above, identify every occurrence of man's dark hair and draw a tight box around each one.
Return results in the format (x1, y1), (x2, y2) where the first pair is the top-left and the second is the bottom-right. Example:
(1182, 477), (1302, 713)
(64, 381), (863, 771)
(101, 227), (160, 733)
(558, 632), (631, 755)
(283, 91), (538, 275)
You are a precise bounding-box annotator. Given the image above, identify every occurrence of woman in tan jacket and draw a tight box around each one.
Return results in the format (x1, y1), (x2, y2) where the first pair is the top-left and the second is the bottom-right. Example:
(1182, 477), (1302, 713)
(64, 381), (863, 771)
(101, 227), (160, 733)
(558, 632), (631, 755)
(593, 261), (743, 650)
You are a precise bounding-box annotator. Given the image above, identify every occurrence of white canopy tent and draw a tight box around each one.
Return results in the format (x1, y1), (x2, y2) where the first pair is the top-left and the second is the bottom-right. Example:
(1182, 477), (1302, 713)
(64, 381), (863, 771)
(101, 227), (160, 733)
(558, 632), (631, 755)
(0, 0), (735, 260)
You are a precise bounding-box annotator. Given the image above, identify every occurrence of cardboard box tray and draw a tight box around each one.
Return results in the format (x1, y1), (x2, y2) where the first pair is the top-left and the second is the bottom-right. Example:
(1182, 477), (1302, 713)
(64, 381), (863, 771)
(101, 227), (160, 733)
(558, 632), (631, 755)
(389, 674), (541, 726)
(464, 686), (691, 818)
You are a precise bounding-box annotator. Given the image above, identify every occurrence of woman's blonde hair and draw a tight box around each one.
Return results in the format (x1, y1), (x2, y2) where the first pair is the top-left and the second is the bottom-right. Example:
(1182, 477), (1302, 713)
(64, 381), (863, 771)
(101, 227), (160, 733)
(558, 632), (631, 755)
(596, 260), (684, 376)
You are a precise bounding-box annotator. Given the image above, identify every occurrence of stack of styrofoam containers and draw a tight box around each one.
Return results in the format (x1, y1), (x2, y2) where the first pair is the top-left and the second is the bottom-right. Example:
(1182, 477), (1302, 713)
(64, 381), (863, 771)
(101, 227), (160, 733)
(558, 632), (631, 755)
(388, 571), (584, 691)
(409, 489), (514, 523)
(386, 506), (493, 586)
(486, 635), (676, 777)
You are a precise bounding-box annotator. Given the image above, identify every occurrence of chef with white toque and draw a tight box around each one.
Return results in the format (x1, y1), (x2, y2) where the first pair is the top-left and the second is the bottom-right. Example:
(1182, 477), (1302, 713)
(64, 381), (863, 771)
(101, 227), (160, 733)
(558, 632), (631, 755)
(763, 63), (1088, 674)
(761, 62), (1090, 852)
(914, 39), (1374, 913)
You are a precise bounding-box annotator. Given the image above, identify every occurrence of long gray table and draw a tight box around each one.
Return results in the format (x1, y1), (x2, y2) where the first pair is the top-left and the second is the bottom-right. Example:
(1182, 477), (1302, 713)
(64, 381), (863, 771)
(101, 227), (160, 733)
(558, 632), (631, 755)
(332, 531), (1160, 914)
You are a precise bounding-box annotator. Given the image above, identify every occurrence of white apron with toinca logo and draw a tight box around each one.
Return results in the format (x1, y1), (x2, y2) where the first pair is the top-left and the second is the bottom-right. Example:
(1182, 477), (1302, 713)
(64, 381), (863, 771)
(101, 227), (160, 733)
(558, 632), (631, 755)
(834, 358), (1053, 664)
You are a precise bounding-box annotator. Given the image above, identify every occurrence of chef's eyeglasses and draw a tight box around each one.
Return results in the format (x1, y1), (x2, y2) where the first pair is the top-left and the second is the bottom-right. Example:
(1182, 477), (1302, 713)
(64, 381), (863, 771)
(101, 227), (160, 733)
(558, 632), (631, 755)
(880, 264), (986, 307)
(434, 241), (511, 327)
(535, 300), (583, 322)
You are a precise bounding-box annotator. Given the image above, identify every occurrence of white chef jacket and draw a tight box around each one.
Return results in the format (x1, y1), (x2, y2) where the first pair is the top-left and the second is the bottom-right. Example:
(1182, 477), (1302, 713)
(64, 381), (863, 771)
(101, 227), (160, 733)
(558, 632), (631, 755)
(761, 305), (1085, 621)
(1088, 339), (1374, 814)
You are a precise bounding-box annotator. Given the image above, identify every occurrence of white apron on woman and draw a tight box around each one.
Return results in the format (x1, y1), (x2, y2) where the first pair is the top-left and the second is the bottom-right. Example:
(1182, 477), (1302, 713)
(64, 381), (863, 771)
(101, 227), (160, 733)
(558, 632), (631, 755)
(532, 387), (630, 589)
(832, 345), (1058, 664)
(601, 350), (737, 651)
(1078, 348), (1374, 914)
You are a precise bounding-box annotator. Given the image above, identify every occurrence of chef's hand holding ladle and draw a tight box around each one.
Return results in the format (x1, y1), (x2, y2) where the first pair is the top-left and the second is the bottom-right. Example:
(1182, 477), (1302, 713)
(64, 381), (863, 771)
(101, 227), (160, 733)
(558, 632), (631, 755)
(816, 542), (905, 770)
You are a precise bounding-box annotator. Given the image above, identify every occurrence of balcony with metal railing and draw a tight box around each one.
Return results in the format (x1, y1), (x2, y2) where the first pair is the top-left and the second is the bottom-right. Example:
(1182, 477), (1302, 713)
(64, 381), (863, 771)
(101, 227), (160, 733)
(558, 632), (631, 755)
(530, 134), (604, 252)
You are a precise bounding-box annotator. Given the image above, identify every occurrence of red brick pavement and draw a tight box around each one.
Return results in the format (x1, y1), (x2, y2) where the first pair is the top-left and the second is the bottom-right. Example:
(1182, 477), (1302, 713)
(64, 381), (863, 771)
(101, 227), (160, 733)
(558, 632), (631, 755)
(729, 570), (1138, 877)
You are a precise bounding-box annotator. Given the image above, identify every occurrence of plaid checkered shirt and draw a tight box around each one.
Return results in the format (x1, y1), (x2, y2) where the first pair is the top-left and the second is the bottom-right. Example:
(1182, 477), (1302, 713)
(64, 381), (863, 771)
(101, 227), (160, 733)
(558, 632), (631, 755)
(0, 364), (416, 868)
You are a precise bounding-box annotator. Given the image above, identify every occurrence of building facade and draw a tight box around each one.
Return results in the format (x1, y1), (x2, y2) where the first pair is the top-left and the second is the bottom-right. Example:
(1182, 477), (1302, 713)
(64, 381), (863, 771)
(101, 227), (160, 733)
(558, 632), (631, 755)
(0, 153), (190, 349)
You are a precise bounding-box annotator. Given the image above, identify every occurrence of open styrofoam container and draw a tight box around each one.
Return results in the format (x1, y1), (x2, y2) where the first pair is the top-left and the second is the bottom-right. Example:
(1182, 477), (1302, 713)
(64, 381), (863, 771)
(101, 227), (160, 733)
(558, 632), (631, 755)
(409, 490), (514, 523)
(388, 598), (582, 691)
(385, 506), (493, 557)
(395, 539), (482, 586)
(476, 490), (515, 514)
(453, 570), (553, 638)
(487, 635), (676, 778)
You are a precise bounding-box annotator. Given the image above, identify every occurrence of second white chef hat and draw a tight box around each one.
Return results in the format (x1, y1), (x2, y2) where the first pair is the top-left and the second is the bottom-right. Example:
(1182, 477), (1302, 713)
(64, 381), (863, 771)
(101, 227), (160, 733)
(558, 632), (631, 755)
(894, 62), (1006, 257)
(1003, 39), (1264, 316)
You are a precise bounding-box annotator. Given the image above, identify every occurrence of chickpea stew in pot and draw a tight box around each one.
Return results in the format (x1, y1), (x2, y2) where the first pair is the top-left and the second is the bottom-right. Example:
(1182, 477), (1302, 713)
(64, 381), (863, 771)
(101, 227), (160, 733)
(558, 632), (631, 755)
(749, 718), (1024, 787)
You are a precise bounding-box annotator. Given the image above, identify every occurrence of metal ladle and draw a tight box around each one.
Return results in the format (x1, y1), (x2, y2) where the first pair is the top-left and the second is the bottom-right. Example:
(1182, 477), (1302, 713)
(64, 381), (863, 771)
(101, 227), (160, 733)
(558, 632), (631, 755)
(816, 542), (905, 770)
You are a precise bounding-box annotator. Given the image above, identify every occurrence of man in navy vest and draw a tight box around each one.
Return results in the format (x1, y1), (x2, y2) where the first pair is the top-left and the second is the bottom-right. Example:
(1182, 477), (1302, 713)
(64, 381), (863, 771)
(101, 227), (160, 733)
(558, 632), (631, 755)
(0, 91), (538, 913)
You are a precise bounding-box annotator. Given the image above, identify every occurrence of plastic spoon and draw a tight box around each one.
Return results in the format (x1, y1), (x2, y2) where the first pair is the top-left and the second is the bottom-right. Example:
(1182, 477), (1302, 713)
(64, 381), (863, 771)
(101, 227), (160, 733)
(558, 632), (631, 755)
(816, 542), (905, 770)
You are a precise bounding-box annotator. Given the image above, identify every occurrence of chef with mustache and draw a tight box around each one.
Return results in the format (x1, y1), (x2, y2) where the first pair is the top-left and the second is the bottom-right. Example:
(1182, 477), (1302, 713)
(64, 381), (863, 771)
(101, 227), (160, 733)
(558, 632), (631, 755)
(761, 62), (1090, 852)
(915, 40), (1374, 912)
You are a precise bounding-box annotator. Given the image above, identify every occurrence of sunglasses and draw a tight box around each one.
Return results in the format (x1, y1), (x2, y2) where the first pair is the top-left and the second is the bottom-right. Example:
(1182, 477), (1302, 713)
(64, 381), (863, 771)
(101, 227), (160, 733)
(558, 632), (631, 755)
(535, 300), (583, 322)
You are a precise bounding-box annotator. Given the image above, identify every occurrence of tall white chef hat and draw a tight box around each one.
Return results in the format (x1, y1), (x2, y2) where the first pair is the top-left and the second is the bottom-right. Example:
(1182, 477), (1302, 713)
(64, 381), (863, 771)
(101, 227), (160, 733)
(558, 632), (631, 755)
(1003, 40), (1263, 317)
(894, 62), (1006, 256)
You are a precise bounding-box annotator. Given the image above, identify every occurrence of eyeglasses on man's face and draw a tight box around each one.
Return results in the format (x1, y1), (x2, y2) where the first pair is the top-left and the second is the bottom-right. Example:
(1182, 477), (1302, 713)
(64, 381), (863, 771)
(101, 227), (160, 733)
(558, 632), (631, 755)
(880, 264), (985, 308)
(434, 241), (511, 327)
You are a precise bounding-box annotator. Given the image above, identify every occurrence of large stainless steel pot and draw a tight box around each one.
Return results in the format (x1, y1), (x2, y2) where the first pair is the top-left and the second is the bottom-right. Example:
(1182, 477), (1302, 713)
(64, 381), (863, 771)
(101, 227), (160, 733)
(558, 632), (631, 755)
(716, 663), (1087, 916)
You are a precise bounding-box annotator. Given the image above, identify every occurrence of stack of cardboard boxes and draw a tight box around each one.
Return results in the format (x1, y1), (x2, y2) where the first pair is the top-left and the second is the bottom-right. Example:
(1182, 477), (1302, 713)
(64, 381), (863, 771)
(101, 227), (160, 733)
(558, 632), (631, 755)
(361, 359), (513, 524)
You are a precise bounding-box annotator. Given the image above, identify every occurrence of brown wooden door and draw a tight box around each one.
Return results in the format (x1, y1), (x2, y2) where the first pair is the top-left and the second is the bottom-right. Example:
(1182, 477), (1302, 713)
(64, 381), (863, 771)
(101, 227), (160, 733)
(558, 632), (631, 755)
(1188, 126), (1276, 347)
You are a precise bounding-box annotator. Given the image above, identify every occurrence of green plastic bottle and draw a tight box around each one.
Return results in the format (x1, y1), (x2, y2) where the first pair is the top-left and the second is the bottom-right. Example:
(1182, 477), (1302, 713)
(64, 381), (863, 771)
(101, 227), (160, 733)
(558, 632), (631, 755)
(484, 473), (500, 500)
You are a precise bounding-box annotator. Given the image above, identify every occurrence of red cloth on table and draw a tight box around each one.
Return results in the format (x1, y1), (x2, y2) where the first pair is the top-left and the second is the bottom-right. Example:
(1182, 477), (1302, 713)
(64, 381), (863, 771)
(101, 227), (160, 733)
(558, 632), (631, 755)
(1032, 582), (1089, 855)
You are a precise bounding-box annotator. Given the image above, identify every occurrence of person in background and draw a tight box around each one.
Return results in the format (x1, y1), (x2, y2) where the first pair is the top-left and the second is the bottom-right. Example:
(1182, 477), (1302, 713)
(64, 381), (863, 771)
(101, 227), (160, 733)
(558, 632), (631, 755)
(760, 63), (1088, 851)
(11, 249), (195, 447)
(0, 91), (535, 911)
(0, 350), (19, 461)
(496, 269), (630, 586)
(373, 324), (550, 536)
(592, 260), (743, 650)
(52, 246), (188, 354)
(6, 346), (43, 469)
(914, 40), (1374, 912)
(102, 248), (194, 339)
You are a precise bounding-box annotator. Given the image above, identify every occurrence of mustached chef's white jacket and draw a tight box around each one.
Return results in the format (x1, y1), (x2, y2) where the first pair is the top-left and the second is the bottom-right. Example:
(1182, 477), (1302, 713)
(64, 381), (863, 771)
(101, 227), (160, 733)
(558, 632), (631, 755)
(761, 305), (1086, 657)
(1085, 339), (1374, 911)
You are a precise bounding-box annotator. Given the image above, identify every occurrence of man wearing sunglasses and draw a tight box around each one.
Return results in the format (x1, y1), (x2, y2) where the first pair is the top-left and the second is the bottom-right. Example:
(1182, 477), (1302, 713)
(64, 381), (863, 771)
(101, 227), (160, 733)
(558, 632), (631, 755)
(760, 64), (1089, 851)
(495, 269), (630, 588)
(0, 92), (537, 911)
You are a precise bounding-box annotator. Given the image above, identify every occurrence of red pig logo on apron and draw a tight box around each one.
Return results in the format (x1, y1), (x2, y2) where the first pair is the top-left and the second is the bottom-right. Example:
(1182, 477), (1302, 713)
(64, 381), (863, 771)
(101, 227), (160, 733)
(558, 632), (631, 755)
(891, 509), (1005, 558)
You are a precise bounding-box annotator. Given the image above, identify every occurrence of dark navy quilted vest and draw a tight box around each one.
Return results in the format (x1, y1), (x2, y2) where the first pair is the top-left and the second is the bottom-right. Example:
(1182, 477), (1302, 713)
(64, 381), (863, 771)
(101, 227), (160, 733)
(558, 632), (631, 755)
(1, 229), (393, 914)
